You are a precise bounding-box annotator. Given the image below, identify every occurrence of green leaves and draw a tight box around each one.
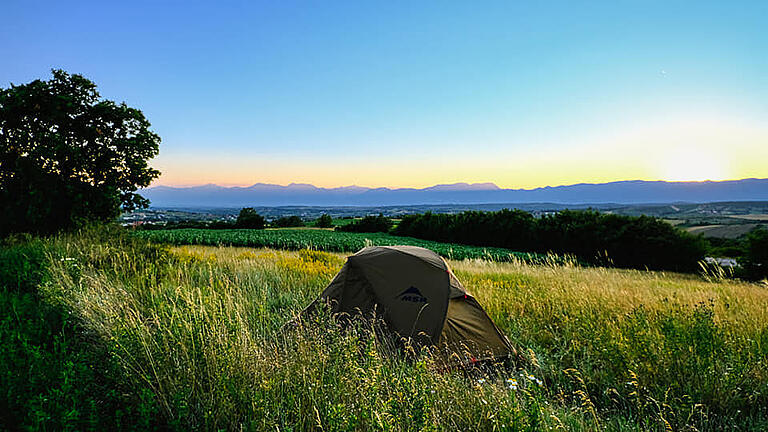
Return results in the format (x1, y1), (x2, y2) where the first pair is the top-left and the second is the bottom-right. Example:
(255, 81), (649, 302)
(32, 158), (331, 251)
(235, 208), (266, 229)
(0, 70), (161, 236)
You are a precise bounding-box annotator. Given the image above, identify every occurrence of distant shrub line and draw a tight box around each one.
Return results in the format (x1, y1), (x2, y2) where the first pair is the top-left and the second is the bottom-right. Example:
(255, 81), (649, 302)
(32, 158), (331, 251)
(335, 214), (392, 233)
(392, 209), (707, 272)
(134, 208), (768, 275)
(137, 210), (336, 230)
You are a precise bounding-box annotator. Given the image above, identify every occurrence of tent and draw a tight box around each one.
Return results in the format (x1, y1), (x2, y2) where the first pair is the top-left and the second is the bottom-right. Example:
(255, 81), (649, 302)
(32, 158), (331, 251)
(300, 245), (516, 366)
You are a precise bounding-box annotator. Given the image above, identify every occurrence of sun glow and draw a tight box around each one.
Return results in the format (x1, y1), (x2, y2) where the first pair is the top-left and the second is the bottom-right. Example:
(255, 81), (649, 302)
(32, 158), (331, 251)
(660, 146), (730, 182)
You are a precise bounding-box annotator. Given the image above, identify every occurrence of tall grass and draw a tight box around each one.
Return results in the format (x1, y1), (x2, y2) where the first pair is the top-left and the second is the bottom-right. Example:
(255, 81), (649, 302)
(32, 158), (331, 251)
(38, 232), (565, 430)
(4, 227), (768, 430)
(452, 259), (768, 428)
(0, 233), (165, 430)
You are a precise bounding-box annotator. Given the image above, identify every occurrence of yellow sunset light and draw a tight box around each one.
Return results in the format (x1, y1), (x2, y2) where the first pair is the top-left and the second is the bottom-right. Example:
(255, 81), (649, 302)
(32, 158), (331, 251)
(660, 147), (730, 182)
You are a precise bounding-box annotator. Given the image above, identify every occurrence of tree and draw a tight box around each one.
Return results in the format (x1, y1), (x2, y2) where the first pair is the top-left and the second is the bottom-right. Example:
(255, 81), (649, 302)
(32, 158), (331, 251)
(337, 214), (392, 233)
(0, 70), (160, 236)
(315, 214), (333, 228)
(742, 227), (768, 280)
(236, 208), (265, 229)
(272, 215), (303, 228)
(392, 209), (705, 272)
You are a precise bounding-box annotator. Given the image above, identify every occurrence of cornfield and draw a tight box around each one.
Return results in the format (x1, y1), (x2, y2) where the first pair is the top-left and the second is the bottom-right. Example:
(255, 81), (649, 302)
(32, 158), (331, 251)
(134, 228), (556, 263)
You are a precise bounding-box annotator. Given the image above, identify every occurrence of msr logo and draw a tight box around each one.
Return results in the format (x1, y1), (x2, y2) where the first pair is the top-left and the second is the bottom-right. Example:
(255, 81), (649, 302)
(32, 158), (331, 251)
(398, 286), (427, 303)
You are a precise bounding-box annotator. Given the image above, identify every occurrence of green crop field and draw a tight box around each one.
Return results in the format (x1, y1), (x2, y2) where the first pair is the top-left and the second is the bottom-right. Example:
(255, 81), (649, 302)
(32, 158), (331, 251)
(134, 228), (551, 263)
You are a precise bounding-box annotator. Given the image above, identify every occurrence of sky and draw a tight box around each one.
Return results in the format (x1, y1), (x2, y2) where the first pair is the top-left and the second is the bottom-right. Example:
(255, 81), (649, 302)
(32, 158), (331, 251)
(2, 0), (767, 189)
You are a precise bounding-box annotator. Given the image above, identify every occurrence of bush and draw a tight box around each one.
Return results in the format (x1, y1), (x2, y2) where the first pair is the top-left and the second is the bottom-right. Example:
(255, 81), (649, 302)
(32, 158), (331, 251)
(336, 214), (392, 233)
(705, 237), (745, 258)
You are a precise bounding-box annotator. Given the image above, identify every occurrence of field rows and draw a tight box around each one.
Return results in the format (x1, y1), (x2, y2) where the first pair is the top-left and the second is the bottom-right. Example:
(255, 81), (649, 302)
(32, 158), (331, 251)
(134, 228), (551, 263)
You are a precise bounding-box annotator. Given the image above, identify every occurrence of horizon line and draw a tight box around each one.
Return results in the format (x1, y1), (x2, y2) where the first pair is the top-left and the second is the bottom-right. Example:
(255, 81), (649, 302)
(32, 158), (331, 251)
(147, 177), (767, 190)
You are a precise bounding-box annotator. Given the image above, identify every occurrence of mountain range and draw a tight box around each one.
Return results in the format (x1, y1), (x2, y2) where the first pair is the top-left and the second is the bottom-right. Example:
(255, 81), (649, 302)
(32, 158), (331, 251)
(141, 178), (768, 208)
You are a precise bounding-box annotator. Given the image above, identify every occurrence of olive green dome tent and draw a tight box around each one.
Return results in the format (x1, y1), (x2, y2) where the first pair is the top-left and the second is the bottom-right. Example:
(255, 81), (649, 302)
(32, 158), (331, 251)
(300, 246), (516, 366)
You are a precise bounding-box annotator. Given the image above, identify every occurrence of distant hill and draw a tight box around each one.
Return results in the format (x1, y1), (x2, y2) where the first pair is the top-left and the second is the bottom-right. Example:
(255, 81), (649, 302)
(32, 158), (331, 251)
(141, 178), (768, 207)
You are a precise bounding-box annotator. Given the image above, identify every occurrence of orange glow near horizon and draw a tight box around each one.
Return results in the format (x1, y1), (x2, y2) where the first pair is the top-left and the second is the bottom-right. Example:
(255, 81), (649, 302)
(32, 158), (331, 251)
(149, 114), (768, 189)
(149, 158), (765, 190)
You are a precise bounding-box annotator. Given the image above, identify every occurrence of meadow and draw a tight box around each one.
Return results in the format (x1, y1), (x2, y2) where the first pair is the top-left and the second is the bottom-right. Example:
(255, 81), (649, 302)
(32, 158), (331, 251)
(2, 227), (768, 431)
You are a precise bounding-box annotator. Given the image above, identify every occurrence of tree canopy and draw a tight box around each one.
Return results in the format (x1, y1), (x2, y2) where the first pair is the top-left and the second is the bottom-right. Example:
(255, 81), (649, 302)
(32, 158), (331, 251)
(742, 227), (768, 279)
(315, 214), (333, 228)
(235, 208), (265, 229)
(393, 209), (706, 271)
(272, 215), (303, 228)
(0, 70), (160, 236)
(337, 214), (393, 233)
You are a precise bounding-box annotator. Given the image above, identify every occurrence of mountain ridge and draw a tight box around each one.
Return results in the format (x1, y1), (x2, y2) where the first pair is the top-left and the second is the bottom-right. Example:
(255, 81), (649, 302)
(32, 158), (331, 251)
(141, 178), (768, 207)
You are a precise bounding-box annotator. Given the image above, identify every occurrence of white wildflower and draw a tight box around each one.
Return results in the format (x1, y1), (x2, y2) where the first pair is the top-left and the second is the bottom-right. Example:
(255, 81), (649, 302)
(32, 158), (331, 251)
(527, 375), (543, 386)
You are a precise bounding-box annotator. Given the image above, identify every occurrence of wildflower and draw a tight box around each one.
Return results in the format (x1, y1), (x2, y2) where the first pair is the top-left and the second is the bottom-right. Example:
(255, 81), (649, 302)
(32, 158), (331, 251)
(527, 375), (543, 386)
(507, 378), (519, 390)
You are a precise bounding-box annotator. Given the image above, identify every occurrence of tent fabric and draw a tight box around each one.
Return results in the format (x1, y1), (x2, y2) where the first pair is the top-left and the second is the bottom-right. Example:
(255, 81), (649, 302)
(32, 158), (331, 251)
(301, 245), (515, 364)
(439, 297), (513, 361)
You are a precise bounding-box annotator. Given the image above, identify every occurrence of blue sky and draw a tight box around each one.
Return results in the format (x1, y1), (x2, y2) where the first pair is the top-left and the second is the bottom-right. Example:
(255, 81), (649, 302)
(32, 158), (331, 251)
(2, 1), (767, 188)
